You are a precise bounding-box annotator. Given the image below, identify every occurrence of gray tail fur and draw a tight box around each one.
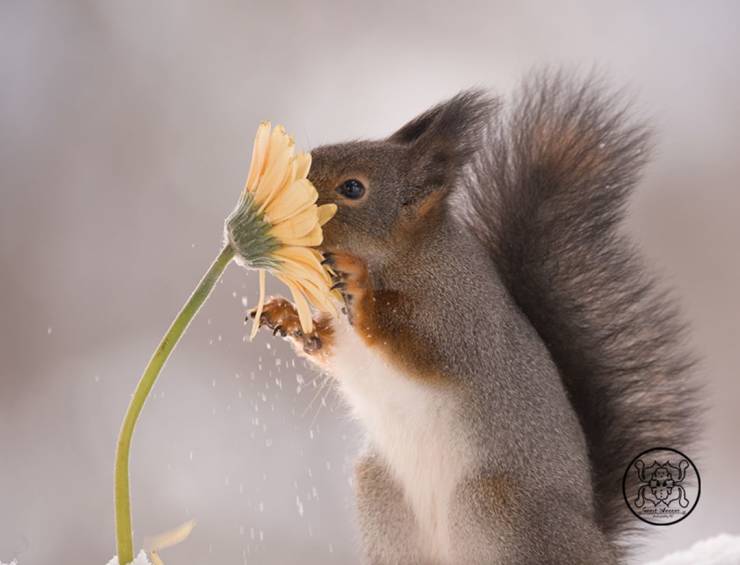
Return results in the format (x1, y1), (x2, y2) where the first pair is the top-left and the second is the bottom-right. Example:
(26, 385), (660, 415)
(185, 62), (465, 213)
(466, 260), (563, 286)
(462, 71), (700, 548)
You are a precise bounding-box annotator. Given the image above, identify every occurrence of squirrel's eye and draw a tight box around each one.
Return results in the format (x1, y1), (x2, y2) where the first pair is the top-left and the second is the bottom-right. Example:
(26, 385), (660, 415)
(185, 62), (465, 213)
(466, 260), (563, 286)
(337, 179), (366, 200)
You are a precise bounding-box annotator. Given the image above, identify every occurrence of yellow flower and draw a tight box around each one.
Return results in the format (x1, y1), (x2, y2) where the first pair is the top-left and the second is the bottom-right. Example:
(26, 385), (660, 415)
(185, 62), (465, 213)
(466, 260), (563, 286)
(115, 124), (338, 565)
(225, 122), (338, 338)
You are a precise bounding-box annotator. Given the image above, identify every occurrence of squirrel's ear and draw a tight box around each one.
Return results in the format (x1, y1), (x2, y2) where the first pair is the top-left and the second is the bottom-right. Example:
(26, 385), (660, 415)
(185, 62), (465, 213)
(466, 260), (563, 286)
(389, 90), (497, 205)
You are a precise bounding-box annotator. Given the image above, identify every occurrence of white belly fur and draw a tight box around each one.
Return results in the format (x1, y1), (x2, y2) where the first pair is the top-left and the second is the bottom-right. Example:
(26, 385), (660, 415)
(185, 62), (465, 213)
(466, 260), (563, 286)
(328, 317), (473, 563)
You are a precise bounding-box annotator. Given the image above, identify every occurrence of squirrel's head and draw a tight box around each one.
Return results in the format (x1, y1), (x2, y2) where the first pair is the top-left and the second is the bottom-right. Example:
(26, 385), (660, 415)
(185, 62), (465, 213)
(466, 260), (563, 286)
(309, 91), (497, 265)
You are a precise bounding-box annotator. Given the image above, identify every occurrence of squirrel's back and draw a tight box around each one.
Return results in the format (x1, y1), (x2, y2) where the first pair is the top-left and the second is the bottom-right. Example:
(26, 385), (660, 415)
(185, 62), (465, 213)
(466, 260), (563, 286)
(462, 71), (700, 545)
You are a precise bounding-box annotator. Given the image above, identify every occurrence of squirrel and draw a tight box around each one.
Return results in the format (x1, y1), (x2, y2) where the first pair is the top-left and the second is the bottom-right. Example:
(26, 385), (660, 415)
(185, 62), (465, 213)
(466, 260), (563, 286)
(250, 71), (699, 564)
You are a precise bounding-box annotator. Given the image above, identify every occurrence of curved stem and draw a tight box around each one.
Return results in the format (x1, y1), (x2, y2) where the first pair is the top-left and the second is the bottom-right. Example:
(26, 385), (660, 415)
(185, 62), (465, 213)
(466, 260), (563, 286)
(114, 244), (235, 564)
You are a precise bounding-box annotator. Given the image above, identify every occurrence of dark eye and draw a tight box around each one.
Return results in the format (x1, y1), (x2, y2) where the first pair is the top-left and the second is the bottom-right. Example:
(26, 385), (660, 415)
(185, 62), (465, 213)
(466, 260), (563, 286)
(337, 179), (366, 199)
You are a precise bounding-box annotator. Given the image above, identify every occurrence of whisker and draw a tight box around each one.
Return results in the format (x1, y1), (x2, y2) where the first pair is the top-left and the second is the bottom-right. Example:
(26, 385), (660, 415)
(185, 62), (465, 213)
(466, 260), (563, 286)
(308, 375), (335, 427)
(301, 372), (329, 418)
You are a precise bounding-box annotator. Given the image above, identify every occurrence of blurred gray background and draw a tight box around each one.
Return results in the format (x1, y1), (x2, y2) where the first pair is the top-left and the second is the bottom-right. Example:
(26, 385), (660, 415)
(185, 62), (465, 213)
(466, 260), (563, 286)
(1, 1), (739, 564)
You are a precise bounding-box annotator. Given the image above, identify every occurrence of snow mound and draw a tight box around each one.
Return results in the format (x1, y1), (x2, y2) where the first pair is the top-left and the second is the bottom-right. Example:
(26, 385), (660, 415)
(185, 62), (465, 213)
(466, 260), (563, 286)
(645, 534), (740, 565)
(106, 551), (151, 565)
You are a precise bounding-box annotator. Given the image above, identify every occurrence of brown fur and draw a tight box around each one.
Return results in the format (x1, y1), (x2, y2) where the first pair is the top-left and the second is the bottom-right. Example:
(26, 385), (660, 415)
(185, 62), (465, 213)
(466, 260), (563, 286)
(259, 248), (450, 383)
(326, 250), (446, 379)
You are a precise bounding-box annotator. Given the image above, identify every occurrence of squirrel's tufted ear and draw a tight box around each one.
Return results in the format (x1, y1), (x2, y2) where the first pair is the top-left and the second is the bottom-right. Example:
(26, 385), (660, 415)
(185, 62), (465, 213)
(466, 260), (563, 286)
(389, 90), (497, 206)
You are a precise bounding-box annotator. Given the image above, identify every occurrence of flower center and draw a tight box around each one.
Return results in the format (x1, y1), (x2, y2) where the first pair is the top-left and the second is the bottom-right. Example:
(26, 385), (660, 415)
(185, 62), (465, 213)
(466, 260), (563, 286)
(224, 192), (281, 269)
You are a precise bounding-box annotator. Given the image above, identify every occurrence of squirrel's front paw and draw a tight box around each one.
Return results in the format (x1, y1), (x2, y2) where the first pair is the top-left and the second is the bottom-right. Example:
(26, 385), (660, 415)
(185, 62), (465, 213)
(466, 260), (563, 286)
(322, 252), (369, 325)
(248, 297), (326, 354)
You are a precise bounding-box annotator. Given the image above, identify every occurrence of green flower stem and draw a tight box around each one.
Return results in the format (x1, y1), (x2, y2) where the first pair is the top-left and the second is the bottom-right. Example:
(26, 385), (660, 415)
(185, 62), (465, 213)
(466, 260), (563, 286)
(114, 244), (235, 564)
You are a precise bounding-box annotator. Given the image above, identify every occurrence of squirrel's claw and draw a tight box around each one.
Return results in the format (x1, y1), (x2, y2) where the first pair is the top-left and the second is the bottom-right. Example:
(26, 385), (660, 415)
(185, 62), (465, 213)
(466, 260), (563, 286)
(246, 297), (329, 356)
(322, 251), (369, 326)
(303, 334), (323, 353)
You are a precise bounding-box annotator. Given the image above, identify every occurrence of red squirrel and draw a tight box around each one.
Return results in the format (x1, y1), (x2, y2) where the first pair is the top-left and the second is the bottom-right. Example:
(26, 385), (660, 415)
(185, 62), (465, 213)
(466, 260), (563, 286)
(250, 72), (699, 564)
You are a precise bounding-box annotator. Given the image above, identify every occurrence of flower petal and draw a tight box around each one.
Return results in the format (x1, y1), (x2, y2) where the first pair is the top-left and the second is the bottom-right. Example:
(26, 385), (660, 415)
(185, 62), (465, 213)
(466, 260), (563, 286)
(278, 275), (313, 333)
(278, 223), (323, 247)
(273, 245), (329, 276)
(270, 206), (319, 242)
(249, 269), (266, 340)
(317, 204), (337, 226)
(254, 147), (292, 209)
(264, 178), (317, 225)
(293, 277), (337, 315)
(262, 125), (293, 180)
(245, 121), (271, 192)
(275, 255), (330, 290)
(294, 152), (311, 180)
(144, 520), (195, 552)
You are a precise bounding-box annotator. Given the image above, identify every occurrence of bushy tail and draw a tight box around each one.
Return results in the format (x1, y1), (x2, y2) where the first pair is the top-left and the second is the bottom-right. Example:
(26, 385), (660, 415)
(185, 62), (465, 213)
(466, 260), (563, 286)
(463, 71), (700, 545)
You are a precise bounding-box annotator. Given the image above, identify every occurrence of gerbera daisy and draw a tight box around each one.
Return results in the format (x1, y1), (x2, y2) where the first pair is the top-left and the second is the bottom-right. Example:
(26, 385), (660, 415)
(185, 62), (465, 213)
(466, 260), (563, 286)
(225, 121), (338, 337)
(114, 122), (337, 565)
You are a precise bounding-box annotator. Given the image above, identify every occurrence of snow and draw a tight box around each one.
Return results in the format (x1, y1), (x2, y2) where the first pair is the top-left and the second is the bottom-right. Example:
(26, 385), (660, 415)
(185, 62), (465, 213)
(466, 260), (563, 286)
(95, 535), (740, 565)
(645, 534), (740, 565)
(105, 550), (151, 565)
(1, 534), (736, 565)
